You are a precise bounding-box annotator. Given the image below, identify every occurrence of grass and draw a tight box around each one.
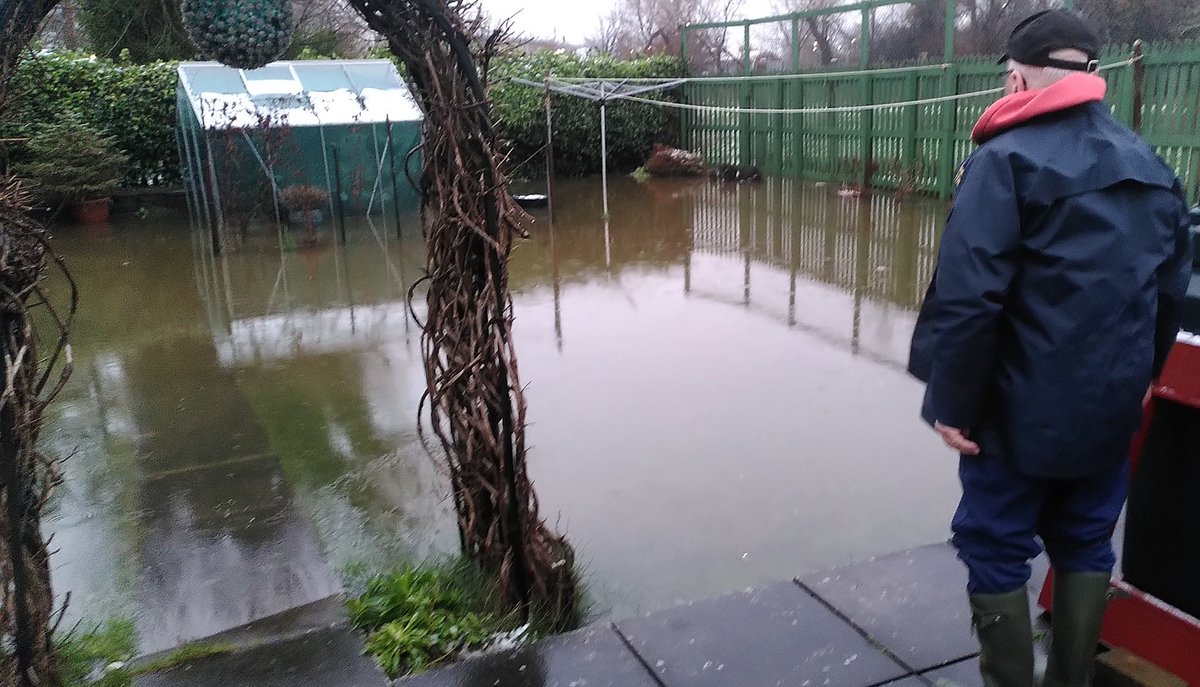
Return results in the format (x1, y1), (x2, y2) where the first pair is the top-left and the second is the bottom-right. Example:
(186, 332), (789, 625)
(59, 619), (137, 687)
(58, 619), (234, 686)
(346, 557), (584, 678)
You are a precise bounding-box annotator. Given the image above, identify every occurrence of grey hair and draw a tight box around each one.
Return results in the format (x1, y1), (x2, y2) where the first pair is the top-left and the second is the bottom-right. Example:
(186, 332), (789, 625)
(1009, 48), (1092, 90)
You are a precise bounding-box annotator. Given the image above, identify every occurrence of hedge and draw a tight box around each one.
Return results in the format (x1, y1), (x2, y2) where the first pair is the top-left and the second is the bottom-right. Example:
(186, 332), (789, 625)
(489, 51), (685, 178)
(0, 50), (684, 188)
(2, 52), (179, 187)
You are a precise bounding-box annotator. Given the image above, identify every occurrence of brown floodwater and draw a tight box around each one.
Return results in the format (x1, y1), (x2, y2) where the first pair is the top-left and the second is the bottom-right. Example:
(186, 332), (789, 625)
(42, 175), (958, 652)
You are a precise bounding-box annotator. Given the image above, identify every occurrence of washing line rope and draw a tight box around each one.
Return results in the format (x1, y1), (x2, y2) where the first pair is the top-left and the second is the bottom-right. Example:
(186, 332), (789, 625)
(535, 55), (1141, 117)
(554, 61), (955, 84)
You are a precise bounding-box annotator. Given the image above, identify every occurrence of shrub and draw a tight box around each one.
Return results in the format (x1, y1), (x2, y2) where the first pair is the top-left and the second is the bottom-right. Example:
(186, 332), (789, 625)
(15, 114), (128, 201)
(2, 52), (178, 187)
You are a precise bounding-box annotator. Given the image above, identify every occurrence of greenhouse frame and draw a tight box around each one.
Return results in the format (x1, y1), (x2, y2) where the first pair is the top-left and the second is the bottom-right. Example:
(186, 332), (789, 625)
(176, 60), (423, 252)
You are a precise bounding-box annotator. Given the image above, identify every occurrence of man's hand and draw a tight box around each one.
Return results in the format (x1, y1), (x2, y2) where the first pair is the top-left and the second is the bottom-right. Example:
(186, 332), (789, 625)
(935, 421), (981, 456)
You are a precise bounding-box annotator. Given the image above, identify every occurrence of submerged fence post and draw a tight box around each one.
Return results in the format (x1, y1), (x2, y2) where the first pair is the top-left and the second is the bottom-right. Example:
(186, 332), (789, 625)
(544, 73), (556, 223)
(385, 117), (403, 239)
(600, 90), (610, 220)
(331, 143), (347, 244)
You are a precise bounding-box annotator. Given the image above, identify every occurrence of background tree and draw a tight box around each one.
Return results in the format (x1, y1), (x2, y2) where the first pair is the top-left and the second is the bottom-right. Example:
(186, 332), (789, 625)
(771, 0), (854, 67)
(1075, 0), (1200, 44)
(77, 0), (195, 62)
(288, 0), (375, 58)
(587, 0), (745, 72)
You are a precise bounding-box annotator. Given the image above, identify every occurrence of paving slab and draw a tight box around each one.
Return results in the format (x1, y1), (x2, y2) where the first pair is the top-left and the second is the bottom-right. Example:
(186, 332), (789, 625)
(923, 657), (981, 687)
(613, 580), (911, 687)
(396, 624), (659, 687)
(134, 625), (387, 687)
(799, 543), (977, 673)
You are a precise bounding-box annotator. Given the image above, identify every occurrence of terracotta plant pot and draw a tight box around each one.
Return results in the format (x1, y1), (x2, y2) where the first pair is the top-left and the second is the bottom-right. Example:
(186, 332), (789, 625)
(69, 198), (112, 224)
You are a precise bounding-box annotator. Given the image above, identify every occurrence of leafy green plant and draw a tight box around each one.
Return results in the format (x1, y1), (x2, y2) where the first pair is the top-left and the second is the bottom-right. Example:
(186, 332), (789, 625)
(363, 608), (495, 676)
(15, 114), (128, 201)
(347, 560), (527, 678)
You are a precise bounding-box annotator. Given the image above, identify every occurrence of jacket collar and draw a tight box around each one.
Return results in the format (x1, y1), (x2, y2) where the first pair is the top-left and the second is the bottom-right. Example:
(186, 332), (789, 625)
(971, 72), (1107, 144)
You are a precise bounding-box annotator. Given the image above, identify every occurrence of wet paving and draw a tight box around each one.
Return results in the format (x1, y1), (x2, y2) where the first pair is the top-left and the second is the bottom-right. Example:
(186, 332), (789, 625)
(42, 175), (958, 650)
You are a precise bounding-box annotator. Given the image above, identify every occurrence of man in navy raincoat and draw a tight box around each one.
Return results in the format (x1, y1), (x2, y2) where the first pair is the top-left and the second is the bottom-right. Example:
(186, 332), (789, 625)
(909, 10), (1194, 687)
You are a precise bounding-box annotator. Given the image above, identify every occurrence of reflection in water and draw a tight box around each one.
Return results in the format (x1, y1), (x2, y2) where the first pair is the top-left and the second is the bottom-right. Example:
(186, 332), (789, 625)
(46, 177), (955, 640)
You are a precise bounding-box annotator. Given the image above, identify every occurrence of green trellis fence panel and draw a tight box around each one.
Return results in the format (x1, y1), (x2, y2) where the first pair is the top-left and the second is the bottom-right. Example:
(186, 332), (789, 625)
(684, 39), (1200, 202)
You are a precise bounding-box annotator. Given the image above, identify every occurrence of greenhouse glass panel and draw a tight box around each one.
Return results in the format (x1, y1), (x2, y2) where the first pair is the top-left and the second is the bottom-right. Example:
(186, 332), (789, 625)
(293, 63), (355, 92)
(176, 60), (424, 244)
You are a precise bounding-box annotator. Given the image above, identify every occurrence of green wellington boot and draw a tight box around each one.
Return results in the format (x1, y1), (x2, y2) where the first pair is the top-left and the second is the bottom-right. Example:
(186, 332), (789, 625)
(1043, 572), (1111, 687)
(970, 587), (1036, 687)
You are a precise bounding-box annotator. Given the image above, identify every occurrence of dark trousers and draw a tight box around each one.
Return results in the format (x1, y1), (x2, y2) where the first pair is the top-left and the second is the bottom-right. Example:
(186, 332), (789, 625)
(951, 452), (1128, 595)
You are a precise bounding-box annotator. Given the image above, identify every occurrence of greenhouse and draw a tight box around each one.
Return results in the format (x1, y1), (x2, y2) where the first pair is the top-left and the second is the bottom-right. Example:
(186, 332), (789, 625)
(176, 60), (423, 250)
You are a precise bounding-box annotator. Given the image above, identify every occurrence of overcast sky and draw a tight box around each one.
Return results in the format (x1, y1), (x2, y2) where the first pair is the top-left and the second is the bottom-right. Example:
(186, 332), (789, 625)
(481, 0), (777, 45)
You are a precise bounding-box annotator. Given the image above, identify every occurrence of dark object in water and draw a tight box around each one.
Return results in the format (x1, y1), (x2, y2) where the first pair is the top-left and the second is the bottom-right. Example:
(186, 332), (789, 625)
(710, 164), (762, 183)
(514, 194), (549, 209)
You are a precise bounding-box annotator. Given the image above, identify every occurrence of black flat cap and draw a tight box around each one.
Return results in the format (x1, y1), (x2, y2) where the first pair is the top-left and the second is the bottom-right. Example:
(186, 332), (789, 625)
(999, 9), (1101, 71)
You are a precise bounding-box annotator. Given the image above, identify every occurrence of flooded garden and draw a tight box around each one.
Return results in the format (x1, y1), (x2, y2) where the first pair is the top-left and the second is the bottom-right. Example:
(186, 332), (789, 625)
(44, 175), (959, 652)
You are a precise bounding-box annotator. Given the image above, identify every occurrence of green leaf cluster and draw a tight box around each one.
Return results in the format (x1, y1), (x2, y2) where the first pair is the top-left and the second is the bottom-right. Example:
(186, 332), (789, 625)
(347, 561), (523, 678)
(488, 51), (686, 178)
(180, 0), (294, 70)
(14, 113), (128, 201)
(2, 52), (179, 187)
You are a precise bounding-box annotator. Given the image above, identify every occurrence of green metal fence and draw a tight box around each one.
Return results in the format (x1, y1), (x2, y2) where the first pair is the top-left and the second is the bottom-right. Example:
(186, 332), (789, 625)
(683, 40), (1200, 202)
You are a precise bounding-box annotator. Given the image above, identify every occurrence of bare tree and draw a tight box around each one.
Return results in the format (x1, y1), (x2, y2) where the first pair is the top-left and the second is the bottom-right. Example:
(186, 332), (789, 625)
(290, 0), (375, 57)
(587, 0), (744, 71)
(1076, 0), (1200, 44)
(770, 0), (856, 66)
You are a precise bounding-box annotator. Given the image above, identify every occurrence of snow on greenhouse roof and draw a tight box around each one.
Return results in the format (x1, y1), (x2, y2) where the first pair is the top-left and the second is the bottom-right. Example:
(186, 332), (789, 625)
(178, 60), (422, 130)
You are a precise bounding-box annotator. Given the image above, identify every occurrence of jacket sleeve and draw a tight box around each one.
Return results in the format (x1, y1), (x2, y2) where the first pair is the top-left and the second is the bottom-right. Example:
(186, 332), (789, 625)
(923, 149), (1022, 430)
(1152, 186), (1195, 378)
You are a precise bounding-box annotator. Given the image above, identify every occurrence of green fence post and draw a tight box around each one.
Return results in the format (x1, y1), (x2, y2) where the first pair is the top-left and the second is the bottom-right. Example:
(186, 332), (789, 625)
(681, 25), (692, 151)
(860, 7), (874, 190)
(791, 17), (802, 177)
(791, 17), (801, 72)
(741, 21), (752, 167)
(937, 63), (959, 198)
(943, 0), (956, 61)
(902, 70), (918, 182)
(774, 79), (786, 174)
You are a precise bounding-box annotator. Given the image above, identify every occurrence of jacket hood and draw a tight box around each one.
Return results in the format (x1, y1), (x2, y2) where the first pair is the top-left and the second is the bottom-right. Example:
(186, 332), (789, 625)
(971, 72), (1107, 144)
